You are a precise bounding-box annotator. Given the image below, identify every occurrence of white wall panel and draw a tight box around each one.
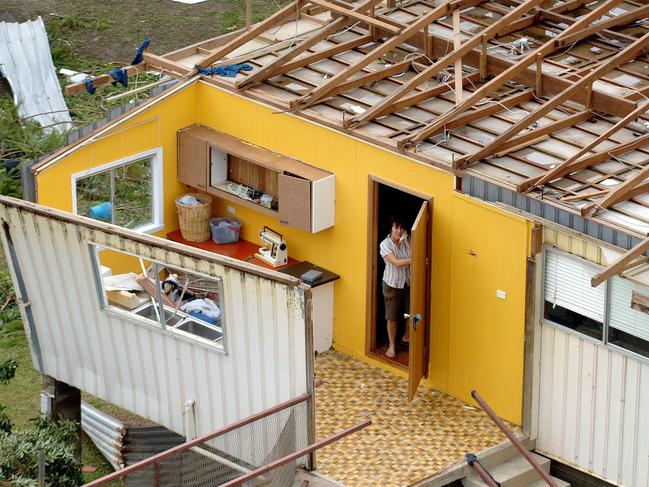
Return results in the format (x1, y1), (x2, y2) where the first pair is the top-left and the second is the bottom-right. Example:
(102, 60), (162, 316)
(538, 324), (649, 487)
(0, 200), (311, 439)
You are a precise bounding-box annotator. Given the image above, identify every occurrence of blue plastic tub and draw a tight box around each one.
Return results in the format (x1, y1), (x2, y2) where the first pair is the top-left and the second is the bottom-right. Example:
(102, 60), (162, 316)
(210, 217), (241, 244)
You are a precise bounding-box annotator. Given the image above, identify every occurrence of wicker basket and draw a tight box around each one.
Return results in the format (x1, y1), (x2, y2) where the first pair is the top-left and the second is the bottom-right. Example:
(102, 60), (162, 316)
(176, 193), (213, 242)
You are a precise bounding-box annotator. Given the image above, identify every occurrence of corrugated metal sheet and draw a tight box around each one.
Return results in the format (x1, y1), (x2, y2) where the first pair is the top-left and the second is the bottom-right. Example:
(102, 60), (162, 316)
(537, 324), (649, 487)
(463, 175), (643, 248)
(0, 17), (71, 132)
(0, 197), (311, 439)
(81, 401), (126, 470)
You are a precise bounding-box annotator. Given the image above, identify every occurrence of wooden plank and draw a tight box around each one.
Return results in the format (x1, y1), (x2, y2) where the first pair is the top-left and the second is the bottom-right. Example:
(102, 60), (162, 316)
(591, 235), (649, 287)
(289, 0), (464, 110)
(556, 4), (649, 47)
(517, 133), (649, 192)
(238, 35), (373, 88)
(521, 100), (649, 191)
(308, 0), (401, 33)
(143, 52), (192, 77)
(397, 0), (626, 149)
(64, 63), (146, 96)
(466, 31), (649, 165)
(344, 0), (542, 128)
(237, 0), (383, 88)
(197, 0), (303, 68)
(325, 58), (416, 98)
(582, 163), (649, 216)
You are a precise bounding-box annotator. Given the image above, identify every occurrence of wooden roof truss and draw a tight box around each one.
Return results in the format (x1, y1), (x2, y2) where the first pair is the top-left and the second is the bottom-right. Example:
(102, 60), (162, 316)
(66, 0), (649, 236)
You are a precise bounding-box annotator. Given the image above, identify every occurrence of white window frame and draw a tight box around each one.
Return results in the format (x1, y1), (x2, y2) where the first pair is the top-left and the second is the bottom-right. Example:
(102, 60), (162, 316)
(89, 243), (227, 354)
(71, 148), (164, 234)
(541, 246), (649, 363)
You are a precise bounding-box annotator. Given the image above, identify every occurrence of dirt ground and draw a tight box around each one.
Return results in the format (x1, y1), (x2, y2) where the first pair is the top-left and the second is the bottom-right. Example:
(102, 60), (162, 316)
(0, 0), (288, 63)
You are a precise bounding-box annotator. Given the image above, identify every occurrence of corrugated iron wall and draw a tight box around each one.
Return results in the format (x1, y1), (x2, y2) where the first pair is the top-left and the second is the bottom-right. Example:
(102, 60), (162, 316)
(0, 198), (310, 439)
(537, 227), (649, 486)
(536, 325), (649, 487)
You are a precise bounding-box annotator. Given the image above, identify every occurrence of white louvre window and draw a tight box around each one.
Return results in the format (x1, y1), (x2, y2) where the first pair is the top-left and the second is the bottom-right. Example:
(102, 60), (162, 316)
(608, 277), (649, 357)
(544, 249), (605, 340)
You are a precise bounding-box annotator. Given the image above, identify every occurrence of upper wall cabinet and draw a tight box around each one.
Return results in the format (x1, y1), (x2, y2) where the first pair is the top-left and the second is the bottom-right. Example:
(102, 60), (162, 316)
(177, 125), (335, 233)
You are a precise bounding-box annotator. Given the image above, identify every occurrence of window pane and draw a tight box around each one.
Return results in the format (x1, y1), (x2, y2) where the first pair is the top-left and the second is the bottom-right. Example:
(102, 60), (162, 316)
(608, 277), (649, 358)
(91, 245), (224, 350)
(161, 266), (224, 344)
(543, 250), (605, 340)
(544, 301), (604, 340)
(114, 158), (153, 229)
(77, 171), (112, 223)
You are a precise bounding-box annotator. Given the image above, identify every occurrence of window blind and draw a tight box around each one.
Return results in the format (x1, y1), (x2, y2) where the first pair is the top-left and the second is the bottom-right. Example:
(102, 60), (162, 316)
(544, 250), (606, 323)
(609, 277), (649, 342)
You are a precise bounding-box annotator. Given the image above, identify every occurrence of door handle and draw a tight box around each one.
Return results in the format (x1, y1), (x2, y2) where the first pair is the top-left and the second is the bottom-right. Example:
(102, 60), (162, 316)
(404, 313), (421, 330)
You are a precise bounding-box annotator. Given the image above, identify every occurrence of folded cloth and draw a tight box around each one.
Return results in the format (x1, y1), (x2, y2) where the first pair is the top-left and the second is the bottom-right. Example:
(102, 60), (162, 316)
(181, 298), (221, 321)
(178, 195), (199, 206)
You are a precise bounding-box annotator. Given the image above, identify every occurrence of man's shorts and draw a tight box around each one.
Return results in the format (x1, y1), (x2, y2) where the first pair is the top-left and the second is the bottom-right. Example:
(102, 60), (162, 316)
(382, 281), (410, 321)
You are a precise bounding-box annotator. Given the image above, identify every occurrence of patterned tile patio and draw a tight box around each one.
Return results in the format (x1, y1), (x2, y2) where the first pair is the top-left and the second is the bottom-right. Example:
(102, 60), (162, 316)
(314, 350), (518, 487)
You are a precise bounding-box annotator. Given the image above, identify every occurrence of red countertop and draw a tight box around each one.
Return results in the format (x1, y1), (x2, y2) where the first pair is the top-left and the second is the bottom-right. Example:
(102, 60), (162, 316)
(168, 230), (299, 270)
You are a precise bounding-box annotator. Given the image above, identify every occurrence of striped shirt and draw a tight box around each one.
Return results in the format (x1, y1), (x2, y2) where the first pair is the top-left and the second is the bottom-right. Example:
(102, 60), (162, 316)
(380, 235), (411, 289)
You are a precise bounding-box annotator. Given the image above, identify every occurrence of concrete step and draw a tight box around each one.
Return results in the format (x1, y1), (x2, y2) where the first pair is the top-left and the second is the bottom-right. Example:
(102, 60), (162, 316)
(527, 476), (570, 487)
(477, 437), (535, 470)
(463, 453), (551, 487)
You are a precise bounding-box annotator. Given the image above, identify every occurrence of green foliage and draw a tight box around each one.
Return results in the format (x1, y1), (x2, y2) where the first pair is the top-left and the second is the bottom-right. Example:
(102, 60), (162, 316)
(94, 18), (113, 31)
(0, 357), (17, 384)
(0, 416), (83, 486)
(0, 97), (65, 165)
(0, 405), (11, 435)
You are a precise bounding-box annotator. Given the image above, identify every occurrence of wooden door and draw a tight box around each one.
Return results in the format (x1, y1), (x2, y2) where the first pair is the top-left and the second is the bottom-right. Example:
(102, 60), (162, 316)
(408, 200), (430, 402)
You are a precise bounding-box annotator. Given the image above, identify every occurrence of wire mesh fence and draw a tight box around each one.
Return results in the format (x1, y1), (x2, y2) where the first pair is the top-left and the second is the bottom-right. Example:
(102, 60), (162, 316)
(85, 395), (311, 487)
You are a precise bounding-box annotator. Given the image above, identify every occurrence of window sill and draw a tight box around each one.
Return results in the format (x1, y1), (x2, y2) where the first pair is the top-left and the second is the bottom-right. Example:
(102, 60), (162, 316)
(135, 223), (165, 235)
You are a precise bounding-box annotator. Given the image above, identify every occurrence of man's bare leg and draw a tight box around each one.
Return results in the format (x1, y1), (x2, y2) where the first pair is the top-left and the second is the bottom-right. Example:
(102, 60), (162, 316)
(386, 319), (397, 358)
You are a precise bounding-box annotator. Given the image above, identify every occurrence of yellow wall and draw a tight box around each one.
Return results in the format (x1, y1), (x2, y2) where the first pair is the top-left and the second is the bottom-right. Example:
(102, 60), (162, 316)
(35, 79), (531, 423)
(35, 83), (199, 244)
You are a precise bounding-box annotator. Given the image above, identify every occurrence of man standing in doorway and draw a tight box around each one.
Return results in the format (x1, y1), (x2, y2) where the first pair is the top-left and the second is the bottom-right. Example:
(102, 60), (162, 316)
(380, 216), (412, 359)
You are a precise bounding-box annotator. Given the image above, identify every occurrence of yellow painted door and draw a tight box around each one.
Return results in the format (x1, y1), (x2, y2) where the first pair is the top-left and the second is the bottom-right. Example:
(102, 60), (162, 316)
(408, 200), (429, 402)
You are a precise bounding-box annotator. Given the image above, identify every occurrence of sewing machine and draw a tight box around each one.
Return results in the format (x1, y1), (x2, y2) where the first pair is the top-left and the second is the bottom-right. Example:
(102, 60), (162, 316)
(255, 226), (288, 267)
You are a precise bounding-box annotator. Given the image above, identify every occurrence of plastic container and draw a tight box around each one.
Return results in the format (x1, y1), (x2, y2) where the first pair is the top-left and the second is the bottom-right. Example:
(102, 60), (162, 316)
(88, 201), (113, 222)
(210, 217), (241, 244)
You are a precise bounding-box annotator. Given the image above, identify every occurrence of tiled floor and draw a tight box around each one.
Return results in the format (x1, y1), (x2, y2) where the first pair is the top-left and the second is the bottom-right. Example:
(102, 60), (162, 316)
(314, 350), (518, 487)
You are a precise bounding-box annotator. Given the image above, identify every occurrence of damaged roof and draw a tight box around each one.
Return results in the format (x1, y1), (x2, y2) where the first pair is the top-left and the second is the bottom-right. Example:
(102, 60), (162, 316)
(100, 0), (649, 235)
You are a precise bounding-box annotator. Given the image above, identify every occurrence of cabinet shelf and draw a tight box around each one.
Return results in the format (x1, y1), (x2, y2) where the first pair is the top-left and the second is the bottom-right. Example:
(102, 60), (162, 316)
(177, 125), (335, 233)
(207, 182), (278, 218)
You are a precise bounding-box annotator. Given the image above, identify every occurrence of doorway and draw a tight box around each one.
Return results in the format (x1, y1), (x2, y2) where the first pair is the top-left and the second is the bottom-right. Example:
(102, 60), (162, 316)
(366, 177), (431, 393)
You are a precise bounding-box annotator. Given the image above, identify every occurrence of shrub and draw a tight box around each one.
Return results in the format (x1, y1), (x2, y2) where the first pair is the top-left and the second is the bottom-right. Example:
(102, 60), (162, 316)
(0, 417), (83, 486)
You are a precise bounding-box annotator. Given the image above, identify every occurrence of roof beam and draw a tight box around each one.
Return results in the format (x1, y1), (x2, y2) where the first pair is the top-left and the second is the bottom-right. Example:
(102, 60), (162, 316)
(455, 111), (593, 167)
(343, 0), (543, 129)
(289, 0), (478, 110)
(464, 31), (649, 165)
(197, 0), (303, 68)
(237, 0), (383, 89)
(308, 0), (401, 33)
(517, 132), (649, 191)
(520, 99), (649, 192)
(581, 163), (649, 217)
(64, 63), (145, 96)
(556, 4), (649, 48)
(396, 0), (626, 150)
(324, 57), (416, 98)
(388, 72), (483, 113)
(591, 234), (649, 287)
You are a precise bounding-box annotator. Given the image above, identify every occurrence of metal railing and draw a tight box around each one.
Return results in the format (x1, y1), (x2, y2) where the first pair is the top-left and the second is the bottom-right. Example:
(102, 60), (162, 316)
(84, 394), (370, 487)
(469, 390), (558, 487)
